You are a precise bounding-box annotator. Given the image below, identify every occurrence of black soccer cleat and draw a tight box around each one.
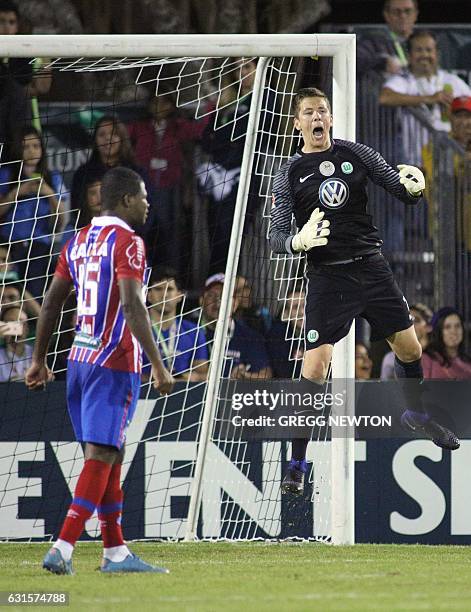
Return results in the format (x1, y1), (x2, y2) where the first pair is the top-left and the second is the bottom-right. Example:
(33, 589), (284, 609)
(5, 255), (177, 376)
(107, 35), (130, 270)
(401, 410), (460, 451)
(281, 459), (307, 496)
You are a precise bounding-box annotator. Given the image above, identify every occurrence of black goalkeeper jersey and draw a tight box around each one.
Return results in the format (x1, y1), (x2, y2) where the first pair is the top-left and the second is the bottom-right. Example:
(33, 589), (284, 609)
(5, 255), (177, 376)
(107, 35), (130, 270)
(269, 139), (421, 265)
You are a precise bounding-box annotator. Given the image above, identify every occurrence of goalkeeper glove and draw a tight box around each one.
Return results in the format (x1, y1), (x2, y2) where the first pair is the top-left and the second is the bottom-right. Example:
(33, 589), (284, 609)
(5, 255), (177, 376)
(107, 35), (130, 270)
(397, 164), (425, 196)
(292, 207), (330, 252)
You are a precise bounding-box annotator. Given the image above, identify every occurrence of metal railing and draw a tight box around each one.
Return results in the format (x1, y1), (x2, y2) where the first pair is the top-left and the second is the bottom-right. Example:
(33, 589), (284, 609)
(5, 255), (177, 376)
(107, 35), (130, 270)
(358, 73), (470, 348)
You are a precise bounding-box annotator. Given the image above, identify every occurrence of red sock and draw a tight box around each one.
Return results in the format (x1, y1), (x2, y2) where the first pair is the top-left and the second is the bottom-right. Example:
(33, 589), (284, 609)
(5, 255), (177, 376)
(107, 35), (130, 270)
(98, 463), (125, 548)
(58, 459), (112, 546)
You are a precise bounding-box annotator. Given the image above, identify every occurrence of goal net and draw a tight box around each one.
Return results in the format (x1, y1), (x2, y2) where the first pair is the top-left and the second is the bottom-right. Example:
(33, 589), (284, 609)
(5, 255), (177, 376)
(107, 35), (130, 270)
(0, 35), (355, 544)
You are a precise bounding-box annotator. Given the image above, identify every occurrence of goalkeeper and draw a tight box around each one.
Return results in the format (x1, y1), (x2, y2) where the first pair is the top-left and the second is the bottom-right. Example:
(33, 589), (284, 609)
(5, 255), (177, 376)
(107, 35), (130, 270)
(269, 86), (459, 496)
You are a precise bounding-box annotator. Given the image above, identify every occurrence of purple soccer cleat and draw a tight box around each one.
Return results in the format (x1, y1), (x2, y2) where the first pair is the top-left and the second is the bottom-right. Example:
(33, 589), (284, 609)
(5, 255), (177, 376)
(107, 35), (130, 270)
(281, 459), (308, 496)
(401, 409), (460, 451)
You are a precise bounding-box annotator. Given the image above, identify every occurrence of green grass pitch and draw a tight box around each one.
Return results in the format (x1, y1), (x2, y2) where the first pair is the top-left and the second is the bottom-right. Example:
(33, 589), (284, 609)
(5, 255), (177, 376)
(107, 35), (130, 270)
(1, 543), (470, 611)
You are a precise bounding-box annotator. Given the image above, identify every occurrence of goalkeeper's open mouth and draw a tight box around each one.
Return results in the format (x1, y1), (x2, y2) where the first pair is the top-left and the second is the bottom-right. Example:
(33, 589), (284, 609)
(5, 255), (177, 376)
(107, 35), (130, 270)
(312, 126), (325, 140)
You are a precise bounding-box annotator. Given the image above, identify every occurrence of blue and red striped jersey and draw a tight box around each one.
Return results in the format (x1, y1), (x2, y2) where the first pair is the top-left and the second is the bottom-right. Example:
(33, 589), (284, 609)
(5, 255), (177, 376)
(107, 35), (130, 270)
(55, 216), (146, 374)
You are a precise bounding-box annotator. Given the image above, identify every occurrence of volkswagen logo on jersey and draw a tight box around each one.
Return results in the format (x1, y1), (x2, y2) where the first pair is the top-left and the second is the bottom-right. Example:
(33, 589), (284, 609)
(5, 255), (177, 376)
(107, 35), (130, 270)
(319, 178), (349, 209)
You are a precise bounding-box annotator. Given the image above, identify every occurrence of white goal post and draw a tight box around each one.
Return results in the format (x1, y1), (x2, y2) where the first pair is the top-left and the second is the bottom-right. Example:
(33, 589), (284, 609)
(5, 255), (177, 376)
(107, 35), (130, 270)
(1, 34), (355, 545)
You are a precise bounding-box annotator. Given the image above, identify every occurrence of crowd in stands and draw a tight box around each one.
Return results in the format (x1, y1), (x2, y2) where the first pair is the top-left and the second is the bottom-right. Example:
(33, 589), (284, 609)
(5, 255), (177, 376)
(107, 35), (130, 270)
(357, 0), (417, 78)
(2, 250), (471, 384)
(356, 0), (471, 366)
(0, 0), (52, 157)
(1, 0), (471, 384)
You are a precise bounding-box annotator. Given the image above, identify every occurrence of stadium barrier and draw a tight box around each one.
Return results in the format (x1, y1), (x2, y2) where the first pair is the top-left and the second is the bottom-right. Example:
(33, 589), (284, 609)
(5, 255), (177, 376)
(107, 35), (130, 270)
(2, 381), (471, 544)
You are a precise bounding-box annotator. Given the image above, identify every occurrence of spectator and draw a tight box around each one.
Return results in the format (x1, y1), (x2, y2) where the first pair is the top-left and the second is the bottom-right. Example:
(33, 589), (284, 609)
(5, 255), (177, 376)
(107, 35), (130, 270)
(448, 96), (471, 153)
(420, 96), (471, 259)
(448, 98), (471, 257)
(233, 274), (271, 335)
(129, 91), (209, 191)
(0, 243), (18, 282)
(0, 0), (52, 154)
(0, 126), (64, 299)
(0, 281), (41, 321)
(199, 58), (275, 272)
(380, 31), (471, 133)
(128, 90), (210, 271)
(0, 283), (20, 310)
(0, 281), (40, 345)
(200, 273), (272, 379)
(143, 266), (208, 382)
(77, 173), (102, 228)
(355, 342), (373, 380)
(0, 305), (32, 381)
(357, 0), (418, 78)
(70, 116), (156, 257)
(14, 0), (83, 34)
(266, 286), (305, 379)
(380, 302), (433, 379)
(422, 307), (471, 379)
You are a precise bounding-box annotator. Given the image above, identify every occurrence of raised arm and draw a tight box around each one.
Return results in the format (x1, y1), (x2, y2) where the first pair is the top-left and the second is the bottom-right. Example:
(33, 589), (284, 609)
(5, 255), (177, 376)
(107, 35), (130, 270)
(41, 175), (65, 232)
(379, 86), (451, 108)
(27, 63), (53, 98)
(341, 140), (423, 205)
(118, 277), (174, 395)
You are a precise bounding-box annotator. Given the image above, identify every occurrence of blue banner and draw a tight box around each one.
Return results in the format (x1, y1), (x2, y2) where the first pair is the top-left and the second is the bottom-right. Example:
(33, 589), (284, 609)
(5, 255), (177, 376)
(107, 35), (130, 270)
(1, 382), (470, 543)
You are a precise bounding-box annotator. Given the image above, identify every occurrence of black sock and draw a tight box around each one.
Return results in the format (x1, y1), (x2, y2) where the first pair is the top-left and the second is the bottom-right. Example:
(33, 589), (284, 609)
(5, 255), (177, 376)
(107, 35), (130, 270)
(291, 377), (325, 461)
(394, 356), (425, 414)
(291, 438), (309, 462)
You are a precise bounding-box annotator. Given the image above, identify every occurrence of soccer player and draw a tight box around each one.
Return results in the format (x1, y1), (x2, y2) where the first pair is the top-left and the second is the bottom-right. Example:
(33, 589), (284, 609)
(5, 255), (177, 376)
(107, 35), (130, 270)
(25, 166), (175, 573)
(143, 266), (209, 381)
(269, 87), (460, 496)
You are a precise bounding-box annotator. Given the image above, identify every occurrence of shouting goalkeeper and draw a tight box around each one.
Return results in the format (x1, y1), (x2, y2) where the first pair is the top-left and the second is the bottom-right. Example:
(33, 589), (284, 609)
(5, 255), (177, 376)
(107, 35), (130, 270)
(269, 86), (459, 496)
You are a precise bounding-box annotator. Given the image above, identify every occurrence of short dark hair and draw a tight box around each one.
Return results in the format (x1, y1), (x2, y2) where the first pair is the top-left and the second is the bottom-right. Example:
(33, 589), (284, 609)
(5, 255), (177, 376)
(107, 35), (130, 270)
(77, 169), (103, 227)
(384, 0), (418, 11)
(410, 302), (433, 324)
(0, 0), (19, 17)
(292, 87), (331, 117)
(150, 266), (181, 289)
(407, 30), (437, 53)
(100, 167), (143, 211)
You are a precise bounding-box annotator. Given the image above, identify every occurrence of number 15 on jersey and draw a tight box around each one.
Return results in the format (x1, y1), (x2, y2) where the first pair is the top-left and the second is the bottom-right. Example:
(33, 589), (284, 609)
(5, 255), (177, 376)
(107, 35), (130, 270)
(77, 262), (99, 316)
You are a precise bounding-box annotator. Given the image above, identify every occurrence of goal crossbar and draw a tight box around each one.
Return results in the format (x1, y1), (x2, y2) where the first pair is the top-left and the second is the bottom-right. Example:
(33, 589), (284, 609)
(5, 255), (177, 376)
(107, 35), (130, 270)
(1, 33), (355, 60)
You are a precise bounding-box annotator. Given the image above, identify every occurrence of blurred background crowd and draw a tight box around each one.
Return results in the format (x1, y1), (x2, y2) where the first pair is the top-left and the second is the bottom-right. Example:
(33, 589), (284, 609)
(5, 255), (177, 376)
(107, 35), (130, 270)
(1, 0), (470, 383)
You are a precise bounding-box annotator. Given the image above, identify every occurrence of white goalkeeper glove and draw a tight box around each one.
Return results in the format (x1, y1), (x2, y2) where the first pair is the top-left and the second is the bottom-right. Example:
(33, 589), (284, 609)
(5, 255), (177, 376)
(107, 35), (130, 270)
(397, 164), (425, 196)
(291, 207), (330, 252)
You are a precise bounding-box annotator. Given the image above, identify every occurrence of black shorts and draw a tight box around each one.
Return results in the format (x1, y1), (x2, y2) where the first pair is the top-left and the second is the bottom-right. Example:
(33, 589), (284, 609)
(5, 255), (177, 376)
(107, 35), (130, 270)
(304, 253), (413, 348)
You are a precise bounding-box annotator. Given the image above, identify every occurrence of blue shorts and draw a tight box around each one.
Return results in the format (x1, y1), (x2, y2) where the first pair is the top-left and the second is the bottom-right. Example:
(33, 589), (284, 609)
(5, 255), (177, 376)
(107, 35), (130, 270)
(66, 360), (141, 450)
